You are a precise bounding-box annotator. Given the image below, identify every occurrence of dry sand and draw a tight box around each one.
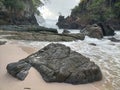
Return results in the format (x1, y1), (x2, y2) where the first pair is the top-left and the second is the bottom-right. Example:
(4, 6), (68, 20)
(0, 43), (103, 90)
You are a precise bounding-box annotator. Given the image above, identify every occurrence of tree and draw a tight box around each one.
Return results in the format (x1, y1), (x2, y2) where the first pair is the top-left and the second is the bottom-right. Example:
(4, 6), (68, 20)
(3, 0), (25, 12)
(113, 1), (120, 18)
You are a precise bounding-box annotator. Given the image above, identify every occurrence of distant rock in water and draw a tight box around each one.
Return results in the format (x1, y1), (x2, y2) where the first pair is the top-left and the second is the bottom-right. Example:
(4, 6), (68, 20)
(81, 24), (103, 39)
(109, 37), (120, 42)
(62, 29), (70, 34)
(7, 43), (102, 84)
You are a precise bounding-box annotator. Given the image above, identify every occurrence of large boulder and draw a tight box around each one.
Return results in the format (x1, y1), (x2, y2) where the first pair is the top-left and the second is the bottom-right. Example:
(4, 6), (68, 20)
(7, 61), (31, 80)
(7, 44), (102, 84)
(8, 43), (102, 84)
(81, 24), (103, 39)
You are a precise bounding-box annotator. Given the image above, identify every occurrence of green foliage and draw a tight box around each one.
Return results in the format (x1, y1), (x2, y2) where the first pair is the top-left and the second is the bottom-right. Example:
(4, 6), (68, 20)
(71, 0), (120, 23)
(113, 2), (120, 18)
(72, 0), (87, 15)
(87, 0), (113, 22)
(3, 0), (25, 10)
(1, 0), (43, 15)
(32, 0), (42, 15)
(0, 0), (4, 9)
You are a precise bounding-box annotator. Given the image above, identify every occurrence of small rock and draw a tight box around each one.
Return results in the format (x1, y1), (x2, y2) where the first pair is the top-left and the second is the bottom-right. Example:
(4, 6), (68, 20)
(109, 37), (120, 42)
(0, 41), (6, 45)
(62, 29), (70, 34)
(89, 43), (97, 46)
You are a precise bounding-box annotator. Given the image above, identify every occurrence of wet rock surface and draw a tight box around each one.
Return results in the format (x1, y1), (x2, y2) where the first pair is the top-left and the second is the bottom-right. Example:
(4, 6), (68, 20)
(7, 61), (31, 80)
(7, 43), (102, 84)
(0, 30), (85, 41)
(0, 25), (58, 33)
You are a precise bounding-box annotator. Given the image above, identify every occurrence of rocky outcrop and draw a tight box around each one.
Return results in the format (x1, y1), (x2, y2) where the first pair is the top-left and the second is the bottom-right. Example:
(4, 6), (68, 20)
(80, 24), (103, 39)
(0, 0), (42, 25)
(57, 0), (120, 32)
(7, 43), (102, 84)
(56, 15), (80, 29)
(0, 29), (85, 41)
(0, 25), (58, 33)
(0, 11), (38, 25)
(57, 15), (115, 36)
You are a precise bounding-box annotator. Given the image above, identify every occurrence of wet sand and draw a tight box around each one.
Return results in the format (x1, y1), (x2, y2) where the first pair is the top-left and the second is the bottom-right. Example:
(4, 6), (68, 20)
(0, 44), (102, 90)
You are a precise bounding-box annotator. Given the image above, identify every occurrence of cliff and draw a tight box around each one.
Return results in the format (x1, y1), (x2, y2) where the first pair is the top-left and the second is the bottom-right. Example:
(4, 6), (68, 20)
(57, 0), (120, 30)
(0, 0), (43, 25)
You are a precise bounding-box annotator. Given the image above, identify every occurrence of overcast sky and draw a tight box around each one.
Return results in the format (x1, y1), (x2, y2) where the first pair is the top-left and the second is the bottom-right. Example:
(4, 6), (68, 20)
(38, 0), (80, 20)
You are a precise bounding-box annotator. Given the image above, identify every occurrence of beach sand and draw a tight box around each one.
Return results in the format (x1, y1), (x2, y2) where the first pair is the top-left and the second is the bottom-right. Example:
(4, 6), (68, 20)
(0, 43), (103, 90)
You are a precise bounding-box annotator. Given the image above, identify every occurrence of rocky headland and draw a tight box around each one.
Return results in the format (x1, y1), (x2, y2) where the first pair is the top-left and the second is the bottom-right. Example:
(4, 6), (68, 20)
(0, 0), (42, 25)
(57, 0), (120, 36)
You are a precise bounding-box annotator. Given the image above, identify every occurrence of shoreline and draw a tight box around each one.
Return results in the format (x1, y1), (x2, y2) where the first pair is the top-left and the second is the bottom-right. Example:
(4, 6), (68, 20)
(0, 43), (104, 90)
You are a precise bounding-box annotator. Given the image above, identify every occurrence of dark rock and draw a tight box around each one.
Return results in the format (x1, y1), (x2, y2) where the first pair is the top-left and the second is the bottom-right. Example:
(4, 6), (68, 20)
(81, 24), (103, 39)
(58, 15), (65, 22)
(69, 22), (79, 29)
(6, 61), (31, 80)
(89, 43), (97, 46)
(97, 23), (115, 36)
(57, 15), (79, 29)
(0, 41), (6, 45)
(62, 29), (70, 34)
(109, 37), (120, 42)
(23, 43), (102, 84)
